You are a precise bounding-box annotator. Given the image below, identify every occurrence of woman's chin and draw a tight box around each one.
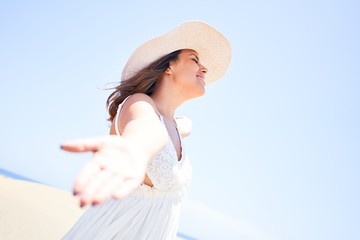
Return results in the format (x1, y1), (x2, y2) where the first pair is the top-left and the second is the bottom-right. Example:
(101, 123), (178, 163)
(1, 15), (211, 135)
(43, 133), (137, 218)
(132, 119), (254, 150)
(191, 87), (206, 99)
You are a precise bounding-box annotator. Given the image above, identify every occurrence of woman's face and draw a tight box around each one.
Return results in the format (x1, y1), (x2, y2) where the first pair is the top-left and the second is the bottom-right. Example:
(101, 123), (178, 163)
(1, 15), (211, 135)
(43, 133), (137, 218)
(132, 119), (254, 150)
(168, 49), (208, 97)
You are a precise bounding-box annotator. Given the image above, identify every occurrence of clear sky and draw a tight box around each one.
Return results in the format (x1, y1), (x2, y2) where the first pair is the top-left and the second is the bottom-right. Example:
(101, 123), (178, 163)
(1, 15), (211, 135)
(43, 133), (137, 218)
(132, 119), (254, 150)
(1, 1), (359, 239)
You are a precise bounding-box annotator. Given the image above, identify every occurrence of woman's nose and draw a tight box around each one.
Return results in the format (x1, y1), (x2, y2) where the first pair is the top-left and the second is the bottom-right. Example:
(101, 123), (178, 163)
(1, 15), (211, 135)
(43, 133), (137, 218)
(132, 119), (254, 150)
(200, 64), (207, 74)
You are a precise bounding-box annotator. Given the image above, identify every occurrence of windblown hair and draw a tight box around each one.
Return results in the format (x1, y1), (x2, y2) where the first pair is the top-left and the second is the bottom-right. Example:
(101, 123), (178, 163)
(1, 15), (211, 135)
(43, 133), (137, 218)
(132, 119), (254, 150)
(106, 50), (182, 121)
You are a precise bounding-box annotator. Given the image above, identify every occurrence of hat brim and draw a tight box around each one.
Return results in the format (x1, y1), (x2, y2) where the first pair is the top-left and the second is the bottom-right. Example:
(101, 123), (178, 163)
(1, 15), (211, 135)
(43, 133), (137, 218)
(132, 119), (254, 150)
(121, 21), (232, 85)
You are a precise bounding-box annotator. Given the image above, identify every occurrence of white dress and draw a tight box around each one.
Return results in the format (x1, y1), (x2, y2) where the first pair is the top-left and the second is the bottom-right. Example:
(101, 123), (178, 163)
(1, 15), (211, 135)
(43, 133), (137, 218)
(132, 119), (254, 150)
(62, 99), (192, 240)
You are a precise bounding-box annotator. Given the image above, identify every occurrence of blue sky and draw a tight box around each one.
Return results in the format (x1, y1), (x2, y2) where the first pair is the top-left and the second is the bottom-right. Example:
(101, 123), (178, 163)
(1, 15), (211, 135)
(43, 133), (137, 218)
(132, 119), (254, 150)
(1, 1), (359, 239)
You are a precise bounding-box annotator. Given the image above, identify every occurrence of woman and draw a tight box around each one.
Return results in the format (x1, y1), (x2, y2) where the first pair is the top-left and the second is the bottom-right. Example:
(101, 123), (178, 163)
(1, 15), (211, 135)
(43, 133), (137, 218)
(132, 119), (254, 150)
(61, 21), (231, 239)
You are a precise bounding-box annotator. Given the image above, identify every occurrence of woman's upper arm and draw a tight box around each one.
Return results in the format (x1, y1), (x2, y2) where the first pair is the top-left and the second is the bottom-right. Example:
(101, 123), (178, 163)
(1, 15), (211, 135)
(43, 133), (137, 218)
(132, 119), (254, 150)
(116, 93), (169, 160)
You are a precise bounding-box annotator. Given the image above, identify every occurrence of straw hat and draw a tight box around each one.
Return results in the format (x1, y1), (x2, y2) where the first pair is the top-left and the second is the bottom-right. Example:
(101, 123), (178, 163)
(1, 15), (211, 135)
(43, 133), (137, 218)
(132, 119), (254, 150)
(121, 21), (232, 85)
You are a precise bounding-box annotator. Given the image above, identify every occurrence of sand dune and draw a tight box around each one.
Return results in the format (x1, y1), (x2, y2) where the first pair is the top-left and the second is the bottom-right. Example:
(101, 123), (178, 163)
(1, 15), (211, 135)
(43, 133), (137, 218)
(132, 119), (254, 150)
(0, 176), (84, 240)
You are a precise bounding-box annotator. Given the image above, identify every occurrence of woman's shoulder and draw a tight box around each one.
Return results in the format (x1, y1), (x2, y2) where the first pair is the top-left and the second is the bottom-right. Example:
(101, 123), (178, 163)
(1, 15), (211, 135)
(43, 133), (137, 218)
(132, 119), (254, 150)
(125, 93), (155, 105)
(121, 93), (158, 114)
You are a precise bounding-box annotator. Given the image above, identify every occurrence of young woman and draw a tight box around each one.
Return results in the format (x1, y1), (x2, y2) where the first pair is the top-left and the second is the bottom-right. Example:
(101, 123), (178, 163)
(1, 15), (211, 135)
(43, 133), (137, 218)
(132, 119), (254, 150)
(61, 21), (231, 239)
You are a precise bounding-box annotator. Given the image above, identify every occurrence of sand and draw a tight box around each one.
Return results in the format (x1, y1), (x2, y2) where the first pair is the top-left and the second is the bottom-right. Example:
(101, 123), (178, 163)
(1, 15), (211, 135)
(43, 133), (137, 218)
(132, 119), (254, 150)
(0, 176), (185, 240)
(0, 176), (84, 240)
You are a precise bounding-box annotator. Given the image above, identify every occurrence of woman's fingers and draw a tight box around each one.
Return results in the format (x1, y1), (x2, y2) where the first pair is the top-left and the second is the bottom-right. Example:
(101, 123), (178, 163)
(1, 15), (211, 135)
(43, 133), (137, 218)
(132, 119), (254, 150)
(78, 170), (113, 206)
(77, 173), (140, 207)
(61, 136), (113, 152)
(92, 175), (124, 205)
(73, 161), (101, 196)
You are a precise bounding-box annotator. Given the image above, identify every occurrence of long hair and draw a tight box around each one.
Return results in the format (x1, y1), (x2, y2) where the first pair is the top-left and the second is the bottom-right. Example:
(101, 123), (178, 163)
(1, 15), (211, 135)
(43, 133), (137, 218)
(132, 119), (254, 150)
(106, 50), (181, 121)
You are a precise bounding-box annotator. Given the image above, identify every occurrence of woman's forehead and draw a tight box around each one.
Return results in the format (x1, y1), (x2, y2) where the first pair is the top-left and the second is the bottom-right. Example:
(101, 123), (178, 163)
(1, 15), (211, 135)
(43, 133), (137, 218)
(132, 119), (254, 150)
(179, 49), (200, 60)
(181, 49), (198, 55)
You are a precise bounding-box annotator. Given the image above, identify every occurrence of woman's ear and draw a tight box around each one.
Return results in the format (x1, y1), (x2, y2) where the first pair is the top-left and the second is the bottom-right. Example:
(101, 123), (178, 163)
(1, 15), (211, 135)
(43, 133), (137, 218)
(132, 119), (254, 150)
(165, 67), (172, 74)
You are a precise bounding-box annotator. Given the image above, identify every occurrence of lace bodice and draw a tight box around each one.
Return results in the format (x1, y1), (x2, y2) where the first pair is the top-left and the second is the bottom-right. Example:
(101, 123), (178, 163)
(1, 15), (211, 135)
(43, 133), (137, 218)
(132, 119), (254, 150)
(132, 137), (192, 199)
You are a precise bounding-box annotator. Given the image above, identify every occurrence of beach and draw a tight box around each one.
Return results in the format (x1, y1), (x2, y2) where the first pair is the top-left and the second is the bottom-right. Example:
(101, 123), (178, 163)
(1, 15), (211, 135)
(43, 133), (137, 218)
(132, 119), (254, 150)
(0, 176), (83, 240)
(0, 175), (189, 240)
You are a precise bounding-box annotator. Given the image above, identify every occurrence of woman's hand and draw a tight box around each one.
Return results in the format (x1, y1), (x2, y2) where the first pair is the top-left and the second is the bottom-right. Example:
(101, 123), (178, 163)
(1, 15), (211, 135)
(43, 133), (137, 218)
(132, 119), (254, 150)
(61, 135), (147, 207)
(174, 116), (192, 138)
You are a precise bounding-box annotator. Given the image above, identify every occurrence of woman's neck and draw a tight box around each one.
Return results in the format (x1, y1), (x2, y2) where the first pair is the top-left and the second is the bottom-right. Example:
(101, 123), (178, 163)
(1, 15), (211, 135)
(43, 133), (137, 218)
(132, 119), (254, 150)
(151, 87), (185, 119)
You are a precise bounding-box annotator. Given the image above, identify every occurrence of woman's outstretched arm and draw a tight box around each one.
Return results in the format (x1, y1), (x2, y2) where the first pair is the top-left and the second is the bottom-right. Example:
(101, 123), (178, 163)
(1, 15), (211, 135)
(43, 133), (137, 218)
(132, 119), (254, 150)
(61, 93), (168, 207)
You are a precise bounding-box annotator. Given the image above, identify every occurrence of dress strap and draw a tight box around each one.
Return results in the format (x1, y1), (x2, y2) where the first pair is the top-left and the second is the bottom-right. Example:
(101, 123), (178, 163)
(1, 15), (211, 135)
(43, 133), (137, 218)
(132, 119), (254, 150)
(114, 96), (131, 136)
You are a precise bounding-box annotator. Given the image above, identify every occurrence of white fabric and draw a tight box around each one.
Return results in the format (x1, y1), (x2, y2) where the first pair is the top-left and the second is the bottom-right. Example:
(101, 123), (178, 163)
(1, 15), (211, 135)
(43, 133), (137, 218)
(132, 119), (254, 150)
(114, 95), (131, 136)
(62, 99), (192, 240)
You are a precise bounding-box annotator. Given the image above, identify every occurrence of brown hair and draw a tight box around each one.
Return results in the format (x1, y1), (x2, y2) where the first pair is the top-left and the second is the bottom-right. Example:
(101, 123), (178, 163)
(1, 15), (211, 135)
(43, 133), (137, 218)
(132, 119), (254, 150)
(106, 50), (182, 121)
